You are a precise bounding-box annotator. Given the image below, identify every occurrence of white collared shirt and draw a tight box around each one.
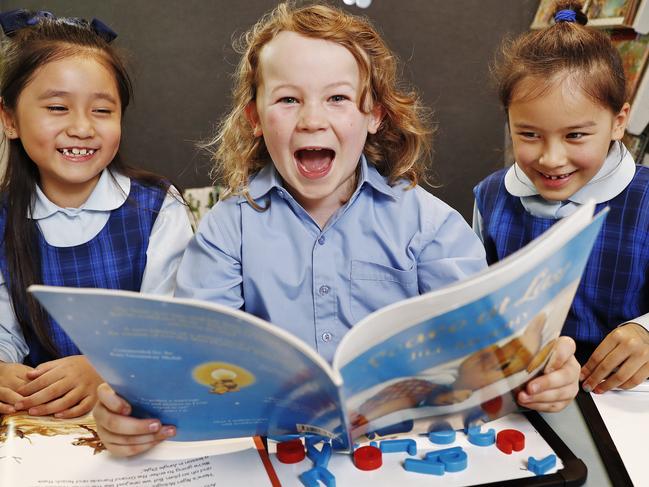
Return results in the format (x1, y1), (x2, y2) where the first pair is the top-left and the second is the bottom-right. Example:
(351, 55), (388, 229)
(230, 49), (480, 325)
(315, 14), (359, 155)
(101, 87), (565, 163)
(0, 170), (194, 362)
(473, 142), (649, 331)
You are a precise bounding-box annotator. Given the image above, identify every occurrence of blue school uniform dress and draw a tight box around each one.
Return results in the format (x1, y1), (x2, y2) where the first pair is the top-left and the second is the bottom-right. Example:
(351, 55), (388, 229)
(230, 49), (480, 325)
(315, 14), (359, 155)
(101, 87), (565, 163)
(473, 142), (649, 345)
(176, 155), (487, 362)
(0, 170), (193, 365)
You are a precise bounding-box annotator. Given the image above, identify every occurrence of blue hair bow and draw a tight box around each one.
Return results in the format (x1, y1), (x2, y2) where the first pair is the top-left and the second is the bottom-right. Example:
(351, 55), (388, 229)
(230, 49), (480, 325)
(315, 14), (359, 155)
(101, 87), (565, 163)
(0, 9), (117, 43)
(554, 9), (577, 23)
(88, 18), (117, 43)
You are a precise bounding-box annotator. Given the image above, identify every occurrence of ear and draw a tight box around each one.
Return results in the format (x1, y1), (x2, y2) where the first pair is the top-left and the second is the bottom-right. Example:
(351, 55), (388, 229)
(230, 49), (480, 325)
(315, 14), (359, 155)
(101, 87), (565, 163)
(611, 102), (630, 141)
(0, 98), (19, 139)
(244, 101), (263, 137)
(367, 104), (384, 135)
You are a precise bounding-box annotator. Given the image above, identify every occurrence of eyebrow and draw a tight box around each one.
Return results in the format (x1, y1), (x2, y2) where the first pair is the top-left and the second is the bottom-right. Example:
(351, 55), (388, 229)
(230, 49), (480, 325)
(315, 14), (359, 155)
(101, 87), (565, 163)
(269, 81), (356, 93)
(37, 90), (118, 104)
(512, 121), (598, 130)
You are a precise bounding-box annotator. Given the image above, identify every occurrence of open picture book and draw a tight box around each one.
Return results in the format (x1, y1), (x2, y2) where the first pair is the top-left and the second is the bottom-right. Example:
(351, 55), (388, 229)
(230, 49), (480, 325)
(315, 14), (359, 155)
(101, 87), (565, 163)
(29, 201), (606, 453)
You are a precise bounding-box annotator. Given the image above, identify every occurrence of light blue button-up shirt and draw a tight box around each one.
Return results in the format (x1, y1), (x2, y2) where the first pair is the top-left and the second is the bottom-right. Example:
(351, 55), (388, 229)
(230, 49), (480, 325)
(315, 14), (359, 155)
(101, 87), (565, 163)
(176, 156), (487, 362)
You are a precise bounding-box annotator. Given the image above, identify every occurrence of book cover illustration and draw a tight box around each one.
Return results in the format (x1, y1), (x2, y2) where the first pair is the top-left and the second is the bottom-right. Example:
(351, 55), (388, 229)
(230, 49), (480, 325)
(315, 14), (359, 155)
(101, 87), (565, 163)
(335, 214), (601, 440)
(0, 413), (271, 486)
(25, 292), (347, 444)
(30, 202), (606, 452)
(0, 412), (105, 455)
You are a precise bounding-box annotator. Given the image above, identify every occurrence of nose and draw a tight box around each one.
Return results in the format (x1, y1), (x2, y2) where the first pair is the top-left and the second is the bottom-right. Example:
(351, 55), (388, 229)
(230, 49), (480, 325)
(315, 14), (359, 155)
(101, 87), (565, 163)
(297, 102), (327, 132)
(538, 140), (567, 168)
(66, 112), (95, 139)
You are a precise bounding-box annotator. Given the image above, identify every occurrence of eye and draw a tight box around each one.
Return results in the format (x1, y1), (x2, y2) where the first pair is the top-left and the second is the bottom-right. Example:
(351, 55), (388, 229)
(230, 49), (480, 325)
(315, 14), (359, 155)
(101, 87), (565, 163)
(46, 105), (67, 112)
(329, 94), (349, 103)
(517, 131), (539, 139)
(566, 132), (586, 140)
(278, 96), (298, 104)
(93, 108), (113, 115)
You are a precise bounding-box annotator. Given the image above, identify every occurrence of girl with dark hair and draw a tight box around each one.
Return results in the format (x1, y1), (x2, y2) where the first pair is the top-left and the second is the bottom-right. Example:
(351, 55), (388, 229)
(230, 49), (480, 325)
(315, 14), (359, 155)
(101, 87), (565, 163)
(474, 0), (649, 394)
(0, 10), (192, 418)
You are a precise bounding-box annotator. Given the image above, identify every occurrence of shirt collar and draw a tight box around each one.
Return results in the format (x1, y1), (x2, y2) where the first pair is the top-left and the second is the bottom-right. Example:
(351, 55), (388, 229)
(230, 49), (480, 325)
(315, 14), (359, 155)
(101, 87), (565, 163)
(30, 169), (130, 220)
(243, 154), (400, 204)
(505, 141), (636, 204)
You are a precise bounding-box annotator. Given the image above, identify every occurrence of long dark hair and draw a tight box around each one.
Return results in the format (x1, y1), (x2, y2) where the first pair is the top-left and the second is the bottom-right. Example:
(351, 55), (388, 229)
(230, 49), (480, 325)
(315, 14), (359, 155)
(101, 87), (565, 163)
(0, 12), (169, 359)
(493, 0), (626, 113)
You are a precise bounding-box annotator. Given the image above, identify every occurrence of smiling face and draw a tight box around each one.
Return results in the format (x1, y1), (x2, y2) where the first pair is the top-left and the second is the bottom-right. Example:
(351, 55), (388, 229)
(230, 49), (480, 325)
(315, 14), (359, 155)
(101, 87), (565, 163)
(246, 31), (382, 225)
(1, 54), (122, 207)
(508, 74), (629, 201)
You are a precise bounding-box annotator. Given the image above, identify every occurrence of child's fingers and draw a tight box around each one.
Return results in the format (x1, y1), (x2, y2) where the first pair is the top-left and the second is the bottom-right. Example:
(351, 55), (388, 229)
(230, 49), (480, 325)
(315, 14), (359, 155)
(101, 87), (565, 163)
(94, 408), (176, 457)
(0, 387), (24, 407)
(26, 386), (87, 416)
(96, 382), (131, 415)
(518, 379), (576, 405)
(54, 395), (96, 419)
(98, 430), (174, 458)
(521, 354), (579, 404)
(25, 363), (54, 380)
(16, 378), (73, 411)
(593, 356), (649, 393)
(618, 363), (649, 390)
(544, 336), (575, 374)
(581, 345), (629, 393)
(98, 425), (176, 445)
(0, 402), (17, 414)
(580, 336), (617, 382)
(0, 387), (22, 413)
(18, 367), (65, 396)
(93, 401), (164, 437)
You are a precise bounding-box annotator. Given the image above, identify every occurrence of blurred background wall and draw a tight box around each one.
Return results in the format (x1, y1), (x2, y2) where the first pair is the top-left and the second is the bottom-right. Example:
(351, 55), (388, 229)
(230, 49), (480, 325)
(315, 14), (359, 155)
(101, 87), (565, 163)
(0, 0), (538, 221)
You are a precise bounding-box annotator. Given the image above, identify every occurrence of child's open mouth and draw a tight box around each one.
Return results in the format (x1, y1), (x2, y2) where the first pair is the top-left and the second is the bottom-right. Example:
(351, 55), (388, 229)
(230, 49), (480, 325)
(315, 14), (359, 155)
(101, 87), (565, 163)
(295, 148), (335, 179)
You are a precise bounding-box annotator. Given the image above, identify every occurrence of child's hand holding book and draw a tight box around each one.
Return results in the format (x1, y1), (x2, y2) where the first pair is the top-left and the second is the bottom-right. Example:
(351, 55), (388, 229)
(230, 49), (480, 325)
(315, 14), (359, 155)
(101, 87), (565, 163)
(93, 383), (176, 457)
(517, 336), (580, 411)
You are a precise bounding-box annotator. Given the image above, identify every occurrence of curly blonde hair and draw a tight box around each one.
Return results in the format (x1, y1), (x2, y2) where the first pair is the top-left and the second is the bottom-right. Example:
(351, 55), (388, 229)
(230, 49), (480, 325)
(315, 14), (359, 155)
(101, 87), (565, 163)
(206, 2), (433, 202)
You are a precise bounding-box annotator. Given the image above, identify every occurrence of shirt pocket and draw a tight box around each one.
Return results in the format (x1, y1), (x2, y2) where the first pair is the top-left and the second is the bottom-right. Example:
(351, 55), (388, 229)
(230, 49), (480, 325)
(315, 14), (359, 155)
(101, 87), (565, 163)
(350, 260), (418, 323)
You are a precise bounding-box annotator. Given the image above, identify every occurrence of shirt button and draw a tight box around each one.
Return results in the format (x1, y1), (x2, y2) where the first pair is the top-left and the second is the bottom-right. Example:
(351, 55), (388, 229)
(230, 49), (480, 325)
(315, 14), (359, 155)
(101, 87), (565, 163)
(319, 285), (330, 295)
(318, 236), (326, 245)
(321, 332), (333, 342)
(277, 190), (284, 198)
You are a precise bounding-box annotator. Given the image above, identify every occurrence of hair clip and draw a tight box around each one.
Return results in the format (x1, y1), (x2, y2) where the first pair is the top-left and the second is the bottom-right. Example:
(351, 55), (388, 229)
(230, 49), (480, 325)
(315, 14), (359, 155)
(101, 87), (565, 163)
(554, 9), (577, 23)
(0, 8), (117, 43)
(0, 9), (37, 36)
(26, 10), (54, 26)
(89, 18), (117, 43)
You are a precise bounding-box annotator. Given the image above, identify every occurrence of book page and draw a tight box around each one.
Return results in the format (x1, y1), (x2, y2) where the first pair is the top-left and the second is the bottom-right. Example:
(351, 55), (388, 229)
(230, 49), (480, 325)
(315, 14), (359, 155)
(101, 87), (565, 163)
(28, 289), (347, 448)
(333, 203), (604, 439)
(0, 413), (273, 487)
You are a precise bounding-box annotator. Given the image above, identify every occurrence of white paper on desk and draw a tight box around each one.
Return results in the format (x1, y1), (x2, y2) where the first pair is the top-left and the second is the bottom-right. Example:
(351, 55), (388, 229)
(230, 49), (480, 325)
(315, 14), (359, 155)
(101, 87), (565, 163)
(269, 413), (563, 486)
(591, 387), (649, 487)
(0, 414), (272, 486)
